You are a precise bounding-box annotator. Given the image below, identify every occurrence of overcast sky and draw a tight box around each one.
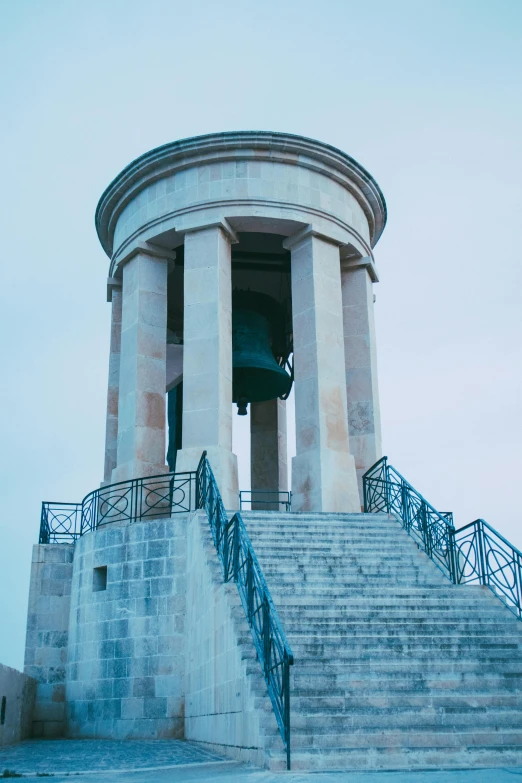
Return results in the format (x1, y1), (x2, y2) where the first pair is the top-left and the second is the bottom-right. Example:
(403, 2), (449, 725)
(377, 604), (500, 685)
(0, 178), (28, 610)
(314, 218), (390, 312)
(0, 0), (521, 670)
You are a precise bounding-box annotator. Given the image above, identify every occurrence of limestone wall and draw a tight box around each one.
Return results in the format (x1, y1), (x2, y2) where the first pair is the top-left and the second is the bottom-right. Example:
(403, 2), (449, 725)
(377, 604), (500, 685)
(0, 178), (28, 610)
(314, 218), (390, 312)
(0, 664), (36, 746)
(66, 517), (187, 738)
(184, 510), (272, 765)
(24, 543), (74, 737)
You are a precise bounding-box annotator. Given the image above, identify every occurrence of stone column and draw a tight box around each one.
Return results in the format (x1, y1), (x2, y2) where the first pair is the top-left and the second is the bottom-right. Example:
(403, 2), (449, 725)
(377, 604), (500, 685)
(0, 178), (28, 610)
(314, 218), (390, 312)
(341, 257), (382, 503)
(250, 398), (288, 510)
(284, 229), (360, 513)
(175, 224), (239, 509)
(112, 250), (169, 482)
(103, 282), (122, 483)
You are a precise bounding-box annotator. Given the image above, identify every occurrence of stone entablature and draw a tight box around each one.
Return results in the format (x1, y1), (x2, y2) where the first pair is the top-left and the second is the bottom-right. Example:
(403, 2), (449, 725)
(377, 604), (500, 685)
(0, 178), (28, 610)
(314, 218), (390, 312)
(96, 132), (386, 275)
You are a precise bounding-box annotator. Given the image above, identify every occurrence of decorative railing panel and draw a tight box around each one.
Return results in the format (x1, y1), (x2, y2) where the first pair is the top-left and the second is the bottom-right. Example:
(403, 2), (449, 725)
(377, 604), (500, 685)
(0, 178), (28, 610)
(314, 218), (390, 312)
(39, 503), (82, 544)
(196, 452), (294, 770)
(39, 471), (196, 544)
(454, 518), (522, 619)
(363, 456), (522, 620)
(239, 490), (292, 512)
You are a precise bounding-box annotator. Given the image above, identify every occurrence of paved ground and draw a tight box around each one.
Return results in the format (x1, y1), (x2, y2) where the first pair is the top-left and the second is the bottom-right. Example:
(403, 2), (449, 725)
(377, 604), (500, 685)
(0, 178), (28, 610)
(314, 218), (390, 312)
(1, 740), (522, 781)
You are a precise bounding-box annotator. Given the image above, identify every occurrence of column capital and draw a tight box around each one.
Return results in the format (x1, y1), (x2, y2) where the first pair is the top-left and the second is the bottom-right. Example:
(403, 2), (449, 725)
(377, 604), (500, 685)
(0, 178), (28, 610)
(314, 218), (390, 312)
(282, 225), (344, 252)
(183, 217), (238, 245)
(340, 255), (379, 283)
(106, 277), (122, 303)
(112, 241), (176, 281)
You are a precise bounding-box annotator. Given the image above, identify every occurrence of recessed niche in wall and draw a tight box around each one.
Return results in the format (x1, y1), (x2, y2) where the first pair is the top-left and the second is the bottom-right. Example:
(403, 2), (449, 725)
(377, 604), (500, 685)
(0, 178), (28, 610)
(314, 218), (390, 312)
(93, 566), (107, 592)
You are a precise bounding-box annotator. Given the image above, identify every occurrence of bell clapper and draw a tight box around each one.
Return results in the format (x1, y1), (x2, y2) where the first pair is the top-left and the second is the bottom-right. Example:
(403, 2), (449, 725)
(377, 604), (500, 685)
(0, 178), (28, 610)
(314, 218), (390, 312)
(237, 397), (248, 416)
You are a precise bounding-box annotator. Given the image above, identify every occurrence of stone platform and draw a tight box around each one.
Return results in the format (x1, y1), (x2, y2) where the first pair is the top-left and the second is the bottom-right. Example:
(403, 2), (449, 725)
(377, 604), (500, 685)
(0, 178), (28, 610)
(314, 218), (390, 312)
(1, 740), (522, 782)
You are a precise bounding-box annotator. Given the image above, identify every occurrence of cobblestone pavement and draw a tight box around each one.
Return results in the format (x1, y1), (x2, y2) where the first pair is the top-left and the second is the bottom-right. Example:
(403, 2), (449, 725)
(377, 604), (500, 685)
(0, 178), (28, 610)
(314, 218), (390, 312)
(1, 741), (522, 782)
(0, 739), (223, 774)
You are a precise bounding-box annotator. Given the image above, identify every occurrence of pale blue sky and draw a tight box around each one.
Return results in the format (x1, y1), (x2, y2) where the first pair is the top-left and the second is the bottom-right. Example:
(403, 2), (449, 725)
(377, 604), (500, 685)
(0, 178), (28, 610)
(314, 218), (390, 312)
(0, 0), (521, 669)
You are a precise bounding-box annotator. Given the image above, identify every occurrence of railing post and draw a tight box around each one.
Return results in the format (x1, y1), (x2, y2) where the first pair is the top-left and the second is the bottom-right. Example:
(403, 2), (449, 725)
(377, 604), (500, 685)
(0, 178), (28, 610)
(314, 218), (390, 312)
(384, 458), (391, 513)
(448, 527), (458, 584)
(401, 481), (409, 530)
(421, 501), (431, 557)
(477, 519), (487, 586)
(514, 549), (522, 619)
(232, 517), (240, 582)
(283, 652), (291, 770)
(263, 598), (271, 678)
(223, 514), (230, 581)
(246, 552), (254, 621)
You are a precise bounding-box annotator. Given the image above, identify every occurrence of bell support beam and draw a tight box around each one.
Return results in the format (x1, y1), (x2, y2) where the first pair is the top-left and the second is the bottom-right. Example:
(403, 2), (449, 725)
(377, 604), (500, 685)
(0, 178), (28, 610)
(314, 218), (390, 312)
(175, 224), (239, 509)
(111, 249), (170, 482)
(103, 279), (122, 483)
(250, 399), (288, 509)
(341, 257), (382, 504)
(284, 228), (360, 513)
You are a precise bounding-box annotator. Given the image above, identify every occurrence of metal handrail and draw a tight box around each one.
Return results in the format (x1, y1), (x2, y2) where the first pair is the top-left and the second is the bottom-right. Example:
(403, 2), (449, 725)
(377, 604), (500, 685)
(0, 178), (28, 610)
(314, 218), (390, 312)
(39, 470), (197, 544)
(196, 451), (294, 770)
(239, 490), (292, 512)
(363, 456), (522, 619)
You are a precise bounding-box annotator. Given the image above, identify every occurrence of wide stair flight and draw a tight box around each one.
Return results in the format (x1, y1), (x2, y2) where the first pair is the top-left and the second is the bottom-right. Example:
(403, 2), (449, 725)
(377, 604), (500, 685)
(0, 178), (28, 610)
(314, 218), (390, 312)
(241, 511), (522, 771)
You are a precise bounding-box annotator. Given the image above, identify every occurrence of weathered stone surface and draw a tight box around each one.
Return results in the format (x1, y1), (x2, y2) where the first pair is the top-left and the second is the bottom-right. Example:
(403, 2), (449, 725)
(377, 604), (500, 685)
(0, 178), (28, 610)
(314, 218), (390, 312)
(0, 664), (36, 746)
(250, 398), (287, 508)
(184, 511), (278, 766)
(66, 517), (187, 739)
(103, 287), (122, 483)
(112, 252), (169, 482)
(285, 231), (360, 513)
(176, 226), (238, 509)
(341, 259), (382, 502)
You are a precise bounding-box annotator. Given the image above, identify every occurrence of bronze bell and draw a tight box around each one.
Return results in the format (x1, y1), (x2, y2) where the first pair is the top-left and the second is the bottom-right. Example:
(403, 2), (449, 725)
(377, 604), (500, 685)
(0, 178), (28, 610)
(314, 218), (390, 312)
(232, 292), (292, 415)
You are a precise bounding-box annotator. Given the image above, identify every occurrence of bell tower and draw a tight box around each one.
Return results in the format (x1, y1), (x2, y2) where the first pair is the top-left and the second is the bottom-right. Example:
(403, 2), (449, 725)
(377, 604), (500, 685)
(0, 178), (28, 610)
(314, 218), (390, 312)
(96, 131), (386, 511)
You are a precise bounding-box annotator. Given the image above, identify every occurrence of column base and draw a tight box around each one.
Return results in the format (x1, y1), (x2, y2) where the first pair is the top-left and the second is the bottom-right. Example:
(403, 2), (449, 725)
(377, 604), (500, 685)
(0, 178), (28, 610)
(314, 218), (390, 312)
(176, 446), (239, 511)
(291, 449), (360, 513)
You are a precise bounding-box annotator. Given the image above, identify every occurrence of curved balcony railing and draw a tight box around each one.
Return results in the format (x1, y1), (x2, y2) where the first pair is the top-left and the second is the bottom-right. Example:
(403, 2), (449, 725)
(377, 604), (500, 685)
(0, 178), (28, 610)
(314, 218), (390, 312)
(363, 456), (522, 620)
(39, 471), (196, 544)
(196, 452), (294, 770)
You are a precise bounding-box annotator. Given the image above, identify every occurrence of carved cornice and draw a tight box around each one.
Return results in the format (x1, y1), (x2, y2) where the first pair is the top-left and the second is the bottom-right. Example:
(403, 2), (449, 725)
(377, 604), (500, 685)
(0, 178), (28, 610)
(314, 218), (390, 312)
(96, 131), (387, 258)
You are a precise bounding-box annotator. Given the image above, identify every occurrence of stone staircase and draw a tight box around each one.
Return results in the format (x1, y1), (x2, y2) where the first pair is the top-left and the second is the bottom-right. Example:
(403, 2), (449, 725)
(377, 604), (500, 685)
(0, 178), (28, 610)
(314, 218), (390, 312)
(241, 511), (522, 771)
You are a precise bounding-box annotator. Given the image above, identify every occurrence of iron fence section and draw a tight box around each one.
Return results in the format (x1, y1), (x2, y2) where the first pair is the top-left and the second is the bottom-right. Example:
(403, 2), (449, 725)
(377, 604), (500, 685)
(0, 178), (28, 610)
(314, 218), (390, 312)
(363, 456), (522, 620)
(196, 452), (294, 770)
(39, 471), (196, 544)
(39, 503), (82, 544)
(454, 518), (522, 618)
(239, 490), (292, 512)
(363, 457), (457, 580)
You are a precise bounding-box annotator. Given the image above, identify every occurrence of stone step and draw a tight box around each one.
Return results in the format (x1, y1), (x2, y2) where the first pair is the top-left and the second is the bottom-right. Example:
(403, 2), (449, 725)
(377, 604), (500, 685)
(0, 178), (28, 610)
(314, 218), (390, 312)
(283, 644), (522, 659)
(275, 727), (522, 750)
(289, 663), (522, 685)
(276, 609), (516, 623)
(289, 676), (522, 701)
(255, 691), (522, 714)
(288, 708), (522, 730)
(271, 596), (506, 608)
(279, 606), (516, 618)
(276, 621), (520, 640)
(268, 745), (522, 772)
(284, 648), (522, 664)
